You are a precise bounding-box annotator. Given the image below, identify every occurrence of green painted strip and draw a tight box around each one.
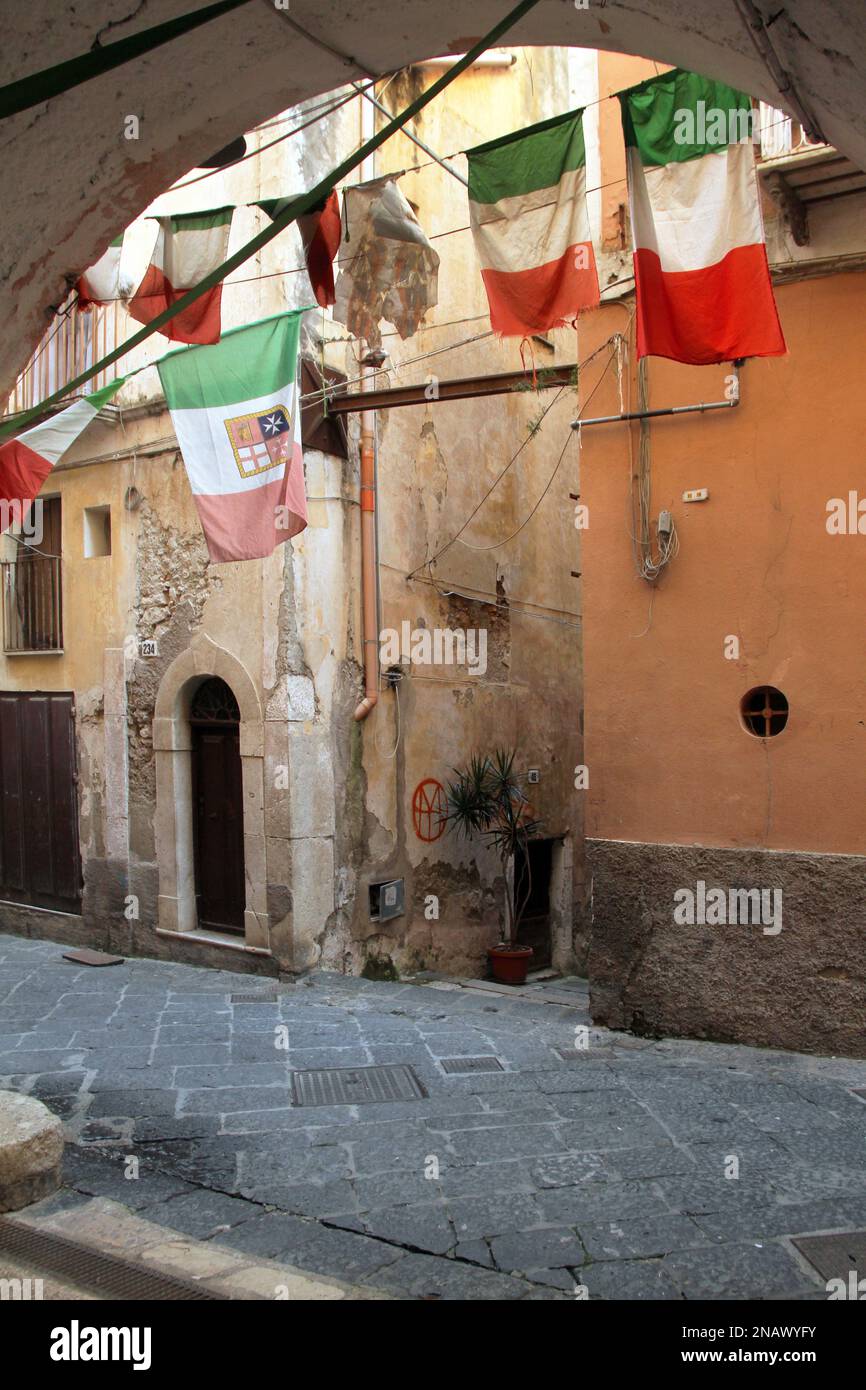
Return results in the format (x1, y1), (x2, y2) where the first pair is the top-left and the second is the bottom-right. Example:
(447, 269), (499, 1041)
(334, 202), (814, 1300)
(620, 68), (753, 167)
(164, 207), (234, 234)
(158, 311), (303, 410)
(0, 0), (541, 441)
(0, 0), (254, 121)
(467, 108), (586, 204)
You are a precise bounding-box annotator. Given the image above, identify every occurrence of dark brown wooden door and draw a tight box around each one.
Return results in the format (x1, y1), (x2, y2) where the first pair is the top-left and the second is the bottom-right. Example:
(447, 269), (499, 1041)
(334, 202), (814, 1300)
(0, 691), (81, 912)
(191, 722), (245, 932)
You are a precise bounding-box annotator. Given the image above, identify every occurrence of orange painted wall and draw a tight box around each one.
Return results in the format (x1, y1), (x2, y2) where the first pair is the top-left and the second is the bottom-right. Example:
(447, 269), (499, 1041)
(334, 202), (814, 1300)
(597, 51), (664, 250)
(579, 269), (866, 856)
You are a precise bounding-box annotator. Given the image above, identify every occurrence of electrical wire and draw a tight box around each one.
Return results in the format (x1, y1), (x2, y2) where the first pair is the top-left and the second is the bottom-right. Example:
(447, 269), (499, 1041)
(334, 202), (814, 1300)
(406, 335), (619, 579)
(450, 346), (617, 554)
(169, 84), (375, 191)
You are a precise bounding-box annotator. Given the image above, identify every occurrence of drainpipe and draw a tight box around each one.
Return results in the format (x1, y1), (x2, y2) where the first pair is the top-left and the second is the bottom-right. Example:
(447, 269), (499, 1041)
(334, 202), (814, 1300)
(354, 93), (381, 723)
(354, 366), (382, 721)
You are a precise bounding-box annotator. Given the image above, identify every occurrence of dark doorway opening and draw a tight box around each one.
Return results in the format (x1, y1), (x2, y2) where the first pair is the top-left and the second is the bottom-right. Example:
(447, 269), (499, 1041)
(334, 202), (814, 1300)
(190, 677), (245, 934)
(515, 837), (553, 969)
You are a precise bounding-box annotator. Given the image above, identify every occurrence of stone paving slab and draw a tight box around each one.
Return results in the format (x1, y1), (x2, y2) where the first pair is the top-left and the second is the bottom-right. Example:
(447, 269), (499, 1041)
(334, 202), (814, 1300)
(0, 931), (865, 1300)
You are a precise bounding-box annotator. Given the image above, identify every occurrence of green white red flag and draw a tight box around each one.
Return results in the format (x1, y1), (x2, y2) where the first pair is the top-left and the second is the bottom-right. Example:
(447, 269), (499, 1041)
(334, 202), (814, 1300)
(0, 381), (124, 532)
(128, 207), (233, 344)
(76, 235), (124, 309)
(467, 108), (599, 337)
(257, 191), (341, 308)
(620, 69), (786, 364)
(157, 310), (307, 564)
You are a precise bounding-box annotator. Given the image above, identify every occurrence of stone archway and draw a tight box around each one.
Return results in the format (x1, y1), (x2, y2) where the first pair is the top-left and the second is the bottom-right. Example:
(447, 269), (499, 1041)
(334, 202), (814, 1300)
(152, 632), (270, 953)
(3, 1), (866, 393)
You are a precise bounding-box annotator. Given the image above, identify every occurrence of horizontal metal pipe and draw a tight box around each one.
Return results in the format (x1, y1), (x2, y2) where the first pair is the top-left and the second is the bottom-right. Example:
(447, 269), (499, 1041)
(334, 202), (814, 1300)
(570, 398), (737, 429)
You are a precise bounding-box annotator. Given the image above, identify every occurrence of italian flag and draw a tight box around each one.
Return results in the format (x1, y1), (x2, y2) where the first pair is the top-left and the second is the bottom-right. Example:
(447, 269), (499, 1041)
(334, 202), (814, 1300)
(76, 235), (124, 310)
(128, 207), (233, 345)
(258, 191), (342, 308)
(157, 310), (307, 564)
(467, 108), (599, 337)
(621, 69), (786, 364)
(0, 381), (124, 531)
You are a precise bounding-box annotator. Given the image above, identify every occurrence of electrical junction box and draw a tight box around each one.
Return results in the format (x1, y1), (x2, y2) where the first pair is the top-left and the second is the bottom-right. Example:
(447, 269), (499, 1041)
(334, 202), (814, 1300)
(527, 769), (540, 784)
(369, 879), (404, 922)
(682, 488), (709, 502)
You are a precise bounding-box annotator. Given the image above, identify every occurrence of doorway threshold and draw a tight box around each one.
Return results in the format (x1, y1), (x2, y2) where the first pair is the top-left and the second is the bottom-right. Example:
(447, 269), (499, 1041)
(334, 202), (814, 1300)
(155, 926), (271, 956)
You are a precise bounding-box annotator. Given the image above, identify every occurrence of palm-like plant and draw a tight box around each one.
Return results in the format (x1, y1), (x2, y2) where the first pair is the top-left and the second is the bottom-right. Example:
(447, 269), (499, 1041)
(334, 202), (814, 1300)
(442, 748), (543, 945)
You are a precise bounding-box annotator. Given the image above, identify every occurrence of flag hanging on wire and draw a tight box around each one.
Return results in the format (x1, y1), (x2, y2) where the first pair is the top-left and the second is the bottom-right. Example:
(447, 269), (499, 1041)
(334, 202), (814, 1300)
(257, 190), (341, 308)
(128, 207), (233, 344)
(466, 108), (599, 337)
(332, 177), (439, 348)
(157, 310), (307, 564)
(0, 380), (124, 533)
(76, 235), (125, 310)
(620, 68), (786, 364)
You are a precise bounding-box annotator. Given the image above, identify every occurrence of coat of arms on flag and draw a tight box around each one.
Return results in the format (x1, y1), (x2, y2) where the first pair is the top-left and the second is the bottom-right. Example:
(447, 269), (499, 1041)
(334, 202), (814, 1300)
(225, 405), (294, 478)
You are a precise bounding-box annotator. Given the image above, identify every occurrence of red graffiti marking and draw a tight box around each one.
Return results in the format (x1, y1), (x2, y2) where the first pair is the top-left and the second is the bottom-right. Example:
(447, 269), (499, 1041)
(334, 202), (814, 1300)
(412, 778), (447, 842)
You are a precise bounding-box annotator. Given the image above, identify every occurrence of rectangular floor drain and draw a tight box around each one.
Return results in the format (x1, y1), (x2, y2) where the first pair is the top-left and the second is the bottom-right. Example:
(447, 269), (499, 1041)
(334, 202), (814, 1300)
(440, 1056), (503, 1074)
(791, 1230), (866, 1283)
(231, 991), (279, 1004)
(0, 1218), (227, 1299)
(291, 1064), (426, 1107)
(554, 1046), (590, 1062)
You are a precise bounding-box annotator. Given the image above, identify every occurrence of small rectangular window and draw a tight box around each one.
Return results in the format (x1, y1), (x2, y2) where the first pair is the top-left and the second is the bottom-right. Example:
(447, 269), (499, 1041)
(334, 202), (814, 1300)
(83, 505), (111, 558)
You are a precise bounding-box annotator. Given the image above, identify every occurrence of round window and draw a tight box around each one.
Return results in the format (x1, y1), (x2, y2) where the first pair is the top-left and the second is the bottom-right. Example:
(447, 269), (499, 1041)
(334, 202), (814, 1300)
(740, 686), (788, 738)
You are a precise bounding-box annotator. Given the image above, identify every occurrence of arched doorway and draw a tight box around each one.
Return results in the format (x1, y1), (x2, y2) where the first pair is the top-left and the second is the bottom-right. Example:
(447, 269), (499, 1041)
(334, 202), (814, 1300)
(189, 677), (245, 934)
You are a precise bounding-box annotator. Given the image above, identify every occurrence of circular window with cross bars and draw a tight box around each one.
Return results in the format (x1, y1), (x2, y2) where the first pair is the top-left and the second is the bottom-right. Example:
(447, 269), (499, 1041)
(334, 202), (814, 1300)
(740, 686), (789, 738)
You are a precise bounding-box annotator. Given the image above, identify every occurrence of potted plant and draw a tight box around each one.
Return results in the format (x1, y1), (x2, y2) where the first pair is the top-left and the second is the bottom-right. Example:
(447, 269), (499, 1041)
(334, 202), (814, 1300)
(442, 748), (543, 985)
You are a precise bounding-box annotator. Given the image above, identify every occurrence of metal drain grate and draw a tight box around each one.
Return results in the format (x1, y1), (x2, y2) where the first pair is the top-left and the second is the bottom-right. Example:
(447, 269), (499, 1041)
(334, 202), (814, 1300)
(553, 1046), (591, 1062)
(791, 1230), (866, 1283)
(291, 1063), (426, 1107)
(440, 1056), (503, 1074)
(0, 1218), (228, 1300)
(230, 991), (279, 1004)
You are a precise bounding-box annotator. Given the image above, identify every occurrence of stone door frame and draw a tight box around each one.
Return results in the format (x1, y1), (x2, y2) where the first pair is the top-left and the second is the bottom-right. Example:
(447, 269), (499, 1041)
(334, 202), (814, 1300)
(152, 633), (270, 952)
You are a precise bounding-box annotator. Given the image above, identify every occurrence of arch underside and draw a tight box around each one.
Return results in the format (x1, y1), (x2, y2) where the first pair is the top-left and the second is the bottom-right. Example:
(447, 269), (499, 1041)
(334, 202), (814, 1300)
(1, 0), (864, 395)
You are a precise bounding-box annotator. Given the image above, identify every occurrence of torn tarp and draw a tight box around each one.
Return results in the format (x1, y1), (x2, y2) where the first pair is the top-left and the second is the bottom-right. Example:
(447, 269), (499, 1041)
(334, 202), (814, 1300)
(332, 177), (439, 348)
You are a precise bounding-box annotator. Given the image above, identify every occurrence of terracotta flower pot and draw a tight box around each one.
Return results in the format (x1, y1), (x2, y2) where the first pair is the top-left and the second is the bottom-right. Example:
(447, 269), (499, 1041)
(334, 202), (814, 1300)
(487, 944), (533, 986)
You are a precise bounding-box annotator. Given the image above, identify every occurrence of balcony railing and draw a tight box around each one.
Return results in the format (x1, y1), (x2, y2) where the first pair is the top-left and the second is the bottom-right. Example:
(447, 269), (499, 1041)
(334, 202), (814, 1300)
(5, 299), (128, 417)
(1, 555), (63, 654)
(757, 102), (828, 162)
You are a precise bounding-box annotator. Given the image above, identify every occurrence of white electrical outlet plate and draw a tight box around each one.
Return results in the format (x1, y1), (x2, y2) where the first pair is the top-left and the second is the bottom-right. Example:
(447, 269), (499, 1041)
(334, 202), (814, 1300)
(682, 488), (709, 502)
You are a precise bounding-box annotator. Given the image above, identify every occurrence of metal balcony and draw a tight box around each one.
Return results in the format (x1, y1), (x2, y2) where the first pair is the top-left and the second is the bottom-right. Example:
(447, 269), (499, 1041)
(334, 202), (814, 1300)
(1, 555), (63, 654)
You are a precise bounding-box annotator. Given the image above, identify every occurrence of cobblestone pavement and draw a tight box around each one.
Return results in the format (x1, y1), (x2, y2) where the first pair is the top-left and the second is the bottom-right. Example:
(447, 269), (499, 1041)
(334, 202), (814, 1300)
(2, 932), (865, 1301)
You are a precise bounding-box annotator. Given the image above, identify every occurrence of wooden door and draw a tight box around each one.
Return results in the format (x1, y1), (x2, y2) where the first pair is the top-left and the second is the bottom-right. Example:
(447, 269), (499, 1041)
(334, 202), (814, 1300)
(0, 690), (81, 912)
(191, 721), (245, 933)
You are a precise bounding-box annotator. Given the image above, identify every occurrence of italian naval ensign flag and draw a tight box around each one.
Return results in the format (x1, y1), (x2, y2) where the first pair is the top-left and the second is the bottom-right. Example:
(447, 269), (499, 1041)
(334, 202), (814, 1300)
(621, 69), (786, 364)
(467, 108), (599, 336)
(157, 310), (307, 564)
